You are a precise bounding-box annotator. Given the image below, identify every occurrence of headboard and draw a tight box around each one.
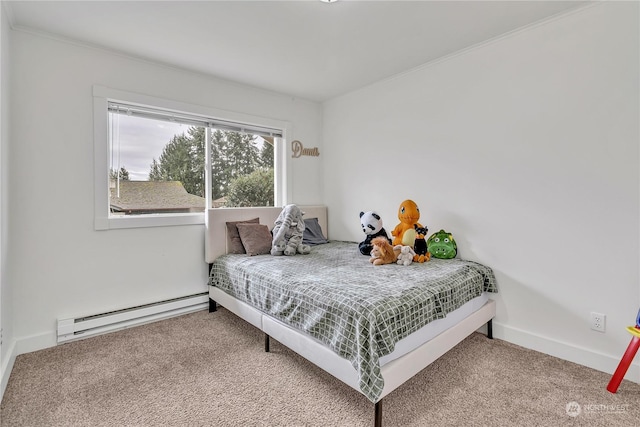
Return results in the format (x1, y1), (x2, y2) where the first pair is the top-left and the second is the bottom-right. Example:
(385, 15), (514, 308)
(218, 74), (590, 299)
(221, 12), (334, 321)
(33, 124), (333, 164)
(205, 205), (328, 263)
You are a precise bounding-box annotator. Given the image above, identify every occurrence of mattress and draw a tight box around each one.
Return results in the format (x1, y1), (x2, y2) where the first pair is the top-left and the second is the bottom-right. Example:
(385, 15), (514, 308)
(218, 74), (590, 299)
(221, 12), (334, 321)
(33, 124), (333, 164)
(379, 292), (489, 366)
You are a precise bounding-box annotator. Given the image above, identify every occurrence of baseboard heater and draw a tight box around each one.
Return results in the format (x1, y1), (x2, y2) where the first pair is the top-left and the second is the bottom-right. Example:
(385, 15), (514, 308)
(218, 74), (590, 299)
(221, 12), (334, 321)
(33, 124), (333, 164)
(57, 292), (209, 344)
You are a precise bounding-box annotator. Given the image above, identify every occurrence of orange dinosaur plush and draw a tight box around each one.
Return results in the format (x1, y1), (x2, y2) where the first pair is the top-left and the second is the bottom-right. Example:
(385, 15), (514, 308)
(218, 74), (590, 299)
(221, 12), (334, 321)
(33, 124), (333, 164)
(391, 199), (424, 247)
(369, 236), (400, 266)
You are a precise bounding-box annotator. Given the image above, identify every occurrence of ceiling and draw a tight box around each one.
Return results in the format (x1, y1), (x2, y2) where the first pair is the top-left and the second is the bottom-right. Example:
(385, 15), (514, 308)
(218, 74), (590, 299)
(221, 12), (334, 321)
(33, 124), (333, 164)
(4, 0), (590, 102)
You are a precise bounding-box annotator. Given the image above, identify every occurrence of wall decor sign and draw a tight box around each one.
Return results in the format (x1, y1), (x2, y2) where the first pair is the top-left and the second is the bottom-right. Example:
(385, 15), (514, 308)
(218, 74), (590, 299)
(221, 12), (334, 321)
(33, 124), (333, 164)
(291, 140), (320, 158)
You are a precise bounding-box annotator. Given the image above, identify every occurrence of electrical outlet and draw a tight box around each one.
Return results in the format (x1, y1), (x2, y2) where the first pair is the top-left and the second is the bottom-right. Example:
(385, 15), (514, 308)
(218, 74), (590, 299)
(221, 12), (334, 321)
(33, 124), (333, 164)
(590, 312), (606, 332)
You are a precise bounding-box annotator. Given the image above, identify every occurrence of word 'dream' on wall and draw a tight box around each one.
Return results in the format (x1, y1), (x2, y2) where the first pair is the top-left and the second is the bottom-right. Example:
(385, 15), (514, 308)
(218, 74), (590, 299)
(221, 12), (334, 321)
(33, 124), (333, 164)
(291, 140), (320, 158)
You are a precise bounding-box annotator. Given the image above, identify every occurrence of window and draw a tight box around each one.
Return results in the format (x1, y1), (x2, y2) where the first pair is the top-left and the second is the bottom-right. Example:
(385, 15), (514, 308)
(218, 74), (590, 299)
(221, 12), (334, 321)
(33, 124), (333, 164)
(94, 86), (291, 230)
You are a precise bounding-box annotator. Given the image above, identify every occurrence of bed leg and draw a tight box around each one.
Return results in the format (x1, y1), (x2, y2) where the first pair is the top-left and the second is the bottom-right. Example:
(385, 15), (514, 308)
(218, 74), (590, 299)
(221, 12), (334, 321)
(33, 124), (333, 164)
(374, 400), (382, 427)
(487, 319), (493, 339)
(209, 298), (217, 313)
(265, 334), (270, 352)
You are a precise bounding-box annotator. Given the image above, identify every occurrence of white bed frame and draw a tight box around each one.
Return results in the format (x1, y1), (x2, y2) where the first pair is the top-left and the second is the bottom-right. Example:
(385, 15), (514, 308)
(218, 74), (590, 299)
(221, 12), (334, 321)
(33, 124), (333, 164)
(205, 206), (496, 427)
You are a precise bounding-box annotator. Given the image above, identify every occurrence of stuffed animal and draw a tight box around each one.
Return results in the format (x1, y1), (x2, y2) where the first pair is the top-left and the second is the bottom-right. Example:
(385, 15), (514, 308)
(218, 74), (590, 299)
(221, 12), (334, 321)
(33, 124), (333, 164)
(395, 245), (415, 266)
(391, 199), (424, 247)
(271, 204), (311, 256)
(413, 225), (430, 263)
(359, 211), (392, 255)
(369, 236), (400, 266)
(427, 230), (458, 259)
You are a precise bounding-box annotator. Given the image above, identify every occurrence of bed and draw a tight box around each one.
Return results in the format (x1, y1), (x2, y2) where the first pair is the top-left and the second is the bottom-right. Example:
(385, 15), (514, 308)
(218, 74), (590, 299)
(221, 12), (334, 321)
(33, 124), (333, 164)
(206, 205), (497, 427)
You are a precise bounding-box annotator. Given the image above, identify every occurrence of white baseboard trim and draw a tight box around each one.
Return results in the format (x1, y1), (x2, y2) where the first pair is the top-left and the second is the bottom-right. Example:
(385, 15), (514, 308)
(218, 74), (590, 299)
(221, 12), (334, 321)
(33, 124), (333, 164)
(15, 331), (56, 356)
(1, 338), (17, 402)
(494, 322), (640, 384)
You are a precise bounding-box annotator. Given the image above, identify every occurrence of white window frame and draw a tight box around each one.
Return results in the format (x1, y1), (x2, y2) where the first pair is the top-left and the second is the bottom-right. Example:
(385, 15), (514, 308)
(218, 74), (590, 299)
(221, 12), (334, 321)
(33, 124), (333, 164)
(93, 85), (291, 230)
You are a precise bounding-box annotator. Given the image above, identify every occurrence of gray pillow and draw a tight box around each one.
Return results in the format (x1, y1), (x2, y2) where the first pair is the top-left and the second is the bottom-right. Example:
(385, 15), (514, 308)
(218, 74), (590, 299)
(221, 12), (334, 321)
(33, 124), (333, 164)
(303, 217), (328, 245)
(236, 223), (273, 256)
(225, 218), (259, 254)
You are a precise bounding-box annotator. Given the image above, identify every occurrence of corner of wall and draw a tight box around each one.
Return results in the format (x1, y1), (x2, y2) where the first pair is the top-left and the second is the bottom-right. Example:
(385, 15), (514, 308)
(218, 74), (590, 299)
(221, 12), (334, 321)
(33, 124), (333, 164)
(0, 338), (16, 403)
(0, 0), (15, 403)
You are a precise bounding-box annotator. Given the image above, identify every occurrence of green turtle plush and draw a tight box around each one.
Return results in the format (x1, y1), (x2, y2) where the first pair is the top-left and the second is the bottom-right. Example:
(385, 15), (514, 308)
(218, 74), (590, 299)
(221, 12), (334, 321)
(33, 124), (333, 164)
(427, 230), (457, 259)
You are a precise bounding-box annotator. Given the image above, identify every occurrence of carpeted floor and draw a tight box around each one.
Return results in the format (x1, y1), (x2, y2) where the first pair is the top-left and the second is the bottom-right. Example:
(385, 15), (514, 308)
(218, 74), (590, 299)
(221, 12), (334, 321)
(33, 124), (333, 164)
(1, 308), (639, 426)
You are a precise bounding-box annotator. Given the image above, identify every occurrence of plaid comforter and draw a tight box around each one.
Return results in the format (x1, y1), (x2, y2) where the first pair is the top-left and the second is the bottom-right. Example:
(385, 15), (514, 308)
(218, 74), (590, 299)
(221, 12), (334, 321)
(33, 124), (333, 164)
(209, 241), (497, 402)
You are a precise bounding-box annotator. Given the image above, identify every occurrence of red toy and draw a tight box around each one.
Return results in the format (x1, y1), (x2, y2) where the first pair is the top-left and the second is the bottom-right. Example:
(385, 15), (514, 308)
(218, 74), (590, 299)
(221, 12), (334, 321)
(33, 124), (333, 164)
(607, 308), (640, 393)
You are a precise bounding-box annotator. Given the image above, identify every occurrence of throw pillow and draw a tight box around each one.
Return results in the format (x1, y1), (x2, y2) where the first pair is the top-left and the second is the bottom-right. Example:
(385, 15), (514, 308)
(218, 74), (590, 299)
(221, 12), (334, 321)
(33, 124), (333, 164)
(236, 223), (273, 256)
(225, 218), (259, 254)
(303, 217), (328, 245)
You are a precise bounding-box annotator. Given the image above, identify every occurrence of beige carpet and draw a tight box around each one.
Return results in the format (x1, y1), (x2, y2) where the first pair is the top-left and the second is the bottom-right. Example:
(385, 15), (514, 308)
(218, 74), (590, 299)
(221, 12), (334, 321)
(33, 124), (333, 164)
(2, 308), (639, 427)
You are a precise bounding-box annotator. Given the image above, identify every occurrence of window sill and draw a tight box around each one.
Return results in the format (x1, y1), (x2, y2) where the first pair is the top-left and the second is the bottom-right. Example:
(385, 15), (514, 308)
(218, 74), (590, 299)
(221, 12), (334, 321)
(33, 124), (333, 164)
(95, 212), (205, 230)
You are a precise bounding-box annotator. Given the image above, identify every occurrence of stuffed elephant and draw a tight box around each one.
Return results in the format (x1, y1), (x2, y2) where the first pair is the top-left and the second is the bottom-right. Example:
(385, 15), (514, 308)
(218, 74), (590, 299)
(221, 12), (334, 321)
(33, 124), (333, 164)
(271, 204), (311, 256)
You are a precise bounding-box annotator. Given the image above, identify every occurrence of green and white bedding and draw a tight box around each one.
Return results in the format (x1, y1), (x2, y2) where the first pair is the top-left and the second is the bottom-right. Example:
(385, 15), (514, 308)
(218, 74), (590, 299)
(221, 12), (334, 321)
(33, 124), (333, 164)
(209, 241), (498, 402)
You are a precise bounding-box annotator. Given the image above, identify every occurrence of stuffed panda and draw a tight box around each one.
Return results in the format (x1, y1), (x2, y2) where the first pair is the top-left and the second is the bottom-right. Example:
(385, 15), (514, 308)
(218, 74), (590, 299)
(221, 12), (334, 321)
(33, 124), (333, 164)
(359, 211), (392, 256)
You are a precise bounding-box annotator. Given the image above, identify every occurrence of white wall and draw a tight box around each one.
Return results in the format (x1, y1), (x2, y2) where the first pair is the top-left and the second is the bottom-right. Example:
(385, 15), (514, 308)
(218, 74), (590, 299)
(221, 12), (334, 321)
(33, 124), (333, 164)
(323, 2), (639, 380)
(7, 30), (323, 354)
(0, 0), (14, 399)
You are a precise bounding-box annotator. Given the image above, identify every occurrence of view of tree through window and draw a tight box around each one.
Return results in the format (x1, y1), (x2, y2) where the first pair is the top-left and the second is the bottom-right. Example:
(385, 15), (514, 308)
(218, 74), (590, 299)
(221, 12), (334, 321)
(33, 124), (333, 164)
(108, 111), (275, 216)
